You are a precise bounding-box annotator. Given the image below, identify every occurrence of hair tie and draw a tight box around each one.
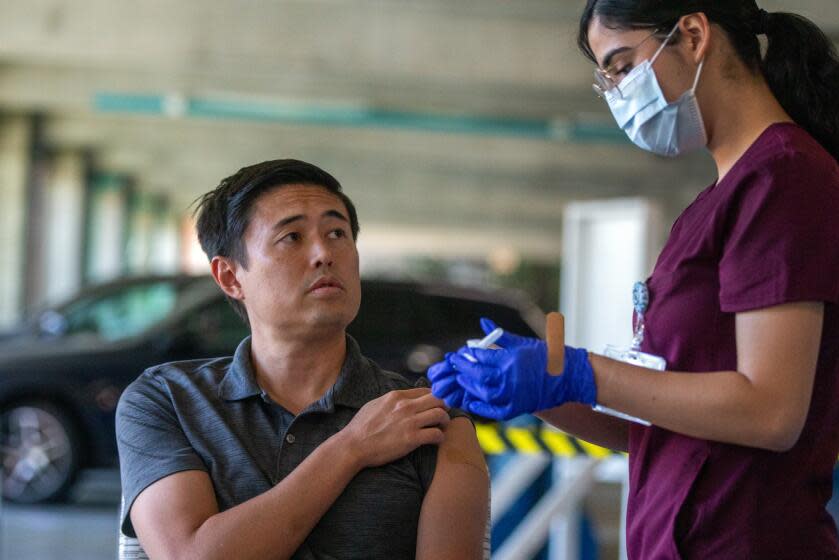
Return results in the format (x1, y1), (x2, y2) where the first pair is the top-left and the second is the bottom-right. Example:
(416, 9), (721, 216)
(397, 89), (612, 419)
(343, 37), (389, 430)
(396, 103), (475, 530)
(754, 8), (771, 35)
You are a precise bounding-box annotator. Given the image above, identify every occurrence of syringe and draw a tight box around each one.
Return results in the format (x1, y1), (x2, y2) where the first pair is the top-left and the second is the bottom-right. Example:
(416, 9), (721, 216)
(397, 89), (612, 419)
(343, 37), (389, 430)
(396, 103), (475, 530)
(462, 327), (505, 363)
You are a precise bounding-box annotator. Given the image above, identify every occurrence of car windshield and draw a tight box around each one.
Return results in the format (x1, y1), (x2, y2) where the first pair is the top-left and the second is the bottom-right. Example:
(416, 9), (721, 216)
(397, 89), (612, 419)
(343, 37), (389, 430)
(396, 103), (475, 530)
(55, 277), (213, 342)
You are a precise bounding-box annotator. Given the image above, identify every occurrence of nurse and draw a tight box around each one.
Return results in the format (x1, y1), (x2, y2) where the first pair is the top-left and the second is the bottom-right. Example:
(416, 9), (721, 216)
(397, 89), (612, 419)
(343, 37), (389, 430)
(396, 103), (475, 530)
(429, 1), (839, 558)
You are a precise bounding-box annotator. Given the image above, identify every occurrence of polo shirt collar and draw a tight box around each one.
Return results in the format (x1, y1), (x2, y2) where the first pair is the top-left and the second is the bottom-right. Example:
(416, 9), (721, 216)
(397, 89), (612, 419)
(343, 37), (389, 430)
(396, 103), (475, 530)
(218, 336), (263, 401)
(218, 334), (385, 408)
(329, 335), (386, 410)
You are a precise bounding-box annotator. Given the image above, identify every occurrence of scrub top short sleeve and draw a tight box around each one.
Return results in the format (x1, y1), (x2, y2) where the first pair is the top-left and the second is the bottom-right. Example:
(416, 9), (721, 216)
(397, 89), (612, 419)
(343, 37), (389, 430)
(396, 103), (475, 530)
(719, 149), (839, 311)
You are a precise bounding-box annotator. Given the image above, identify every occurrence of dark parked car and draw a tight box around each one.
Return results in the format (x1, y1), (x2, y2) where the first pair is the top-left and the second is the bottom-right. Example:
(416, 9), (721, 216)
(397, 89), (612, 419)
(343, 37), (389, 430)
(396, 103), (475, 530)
(0, 274), (543, 503)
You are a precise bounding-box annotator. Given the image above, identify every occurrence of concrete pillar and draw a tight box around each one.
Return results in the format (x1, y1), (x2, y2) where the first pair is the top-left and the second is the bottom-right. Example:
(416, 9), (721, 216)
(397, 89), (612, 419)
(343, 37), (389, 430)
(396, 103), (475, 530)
(125, 188), (152, 274)
(0, 115), (31, 328)
(41, 150), (86, 305)
(148, 195), (179, 274)
(124, 190), (178, 275)
(85, 173), (129, 283)
(21, 114), (49, 314)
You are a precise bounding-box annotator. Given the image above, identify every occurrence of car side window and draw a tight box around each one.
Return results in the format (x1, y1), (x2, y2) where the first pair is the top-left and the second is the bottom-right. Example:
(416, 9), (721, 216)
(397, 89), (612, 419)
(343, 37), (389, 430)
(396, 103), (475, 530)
(181, 299), (249, 357)
(62, 281), (179, 342)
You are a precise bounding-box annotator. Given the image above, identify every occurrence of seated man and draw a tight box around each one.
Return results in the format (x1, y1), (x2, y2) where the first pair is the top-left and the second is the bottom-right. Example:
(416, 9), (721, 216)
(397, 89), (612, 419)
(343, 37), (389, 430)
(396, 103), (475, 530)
(116, 159), (488, 559)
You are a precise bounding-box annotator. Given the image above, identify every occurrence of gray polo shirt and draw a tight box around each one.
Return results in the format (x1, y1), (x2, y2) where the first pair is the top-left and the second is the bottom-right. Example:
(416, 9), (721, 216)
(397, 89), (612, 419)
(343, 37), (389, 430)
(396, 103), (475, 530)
(117, 335), (461, 560)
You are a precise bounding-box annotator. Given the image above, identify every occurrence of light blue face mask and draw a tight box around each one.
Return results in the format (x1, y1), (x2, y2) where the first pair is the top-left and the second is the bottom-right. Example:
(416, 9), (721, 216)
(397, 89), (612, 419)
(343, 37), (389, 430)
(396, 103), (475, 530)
(604, 24), (707, 157)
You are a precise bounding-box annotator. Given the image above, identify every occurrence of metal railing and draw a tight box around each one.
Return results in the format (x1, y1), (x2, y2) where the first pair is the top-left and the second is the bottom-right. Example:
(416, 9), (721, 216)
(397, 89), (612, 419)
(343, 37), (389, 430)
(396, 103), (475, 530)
(487, 426), (630, 560)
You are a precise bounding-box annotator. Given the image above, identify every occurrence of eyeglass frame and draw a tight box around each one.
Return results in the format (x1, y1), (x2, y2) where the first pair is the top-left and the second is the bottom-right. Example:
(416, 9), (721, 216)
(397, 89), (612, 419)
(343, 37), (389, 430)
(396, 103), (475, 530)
(592, 25), (679, 99)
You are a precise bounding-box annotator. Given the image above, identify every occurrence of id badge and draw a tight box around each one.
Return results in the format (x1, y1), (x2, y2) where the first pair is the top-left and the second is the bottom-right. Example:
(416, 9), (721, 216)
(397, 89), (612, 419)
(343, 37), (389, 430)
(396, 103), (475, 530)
(591, 281), (667, 426)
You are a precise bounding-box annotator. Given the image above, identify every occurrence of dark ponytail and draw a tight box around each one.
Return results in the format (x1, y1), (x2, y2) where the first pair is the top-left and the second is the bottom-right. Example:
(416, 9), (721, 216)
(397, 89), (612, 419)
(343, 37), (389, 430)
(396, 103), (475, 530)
(578, 1), (839, 162)
(761, 12), (839, 161)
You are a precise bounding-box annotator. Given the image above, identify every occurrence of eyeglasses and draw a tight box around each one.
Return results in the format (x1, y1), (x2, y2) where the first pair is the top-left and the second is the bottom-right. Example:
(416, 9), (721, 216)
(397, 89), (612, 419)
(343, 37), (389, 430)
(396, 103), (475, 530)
(592, 28), (667, 99)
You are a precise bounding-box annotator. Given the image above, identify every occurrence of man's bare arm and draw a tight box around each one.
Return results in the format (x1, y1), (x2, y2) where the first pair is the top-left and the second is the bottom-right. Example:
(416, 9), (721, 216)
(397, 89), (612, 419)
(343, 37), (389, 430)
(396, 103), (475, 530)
(131, 389), (450, 560)
(416, 417), (489, 560)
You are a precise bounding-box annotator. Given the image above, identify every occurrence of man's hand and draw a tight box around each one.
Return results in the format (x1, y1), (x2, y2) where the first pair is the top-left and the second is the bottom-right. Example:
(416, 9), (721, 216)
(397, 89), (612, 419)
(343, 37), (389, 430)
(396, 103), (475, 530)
(131, 388), (450, 560)
(341, 388), (450, 468)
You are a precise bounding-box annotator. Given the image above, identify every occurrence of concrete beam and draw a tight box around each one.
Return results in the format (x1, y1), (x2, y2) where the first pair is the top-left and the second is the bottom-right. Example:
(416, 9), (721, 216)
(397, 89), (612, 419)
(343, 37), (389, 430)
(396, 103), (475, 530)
(0, 1), (593, 90)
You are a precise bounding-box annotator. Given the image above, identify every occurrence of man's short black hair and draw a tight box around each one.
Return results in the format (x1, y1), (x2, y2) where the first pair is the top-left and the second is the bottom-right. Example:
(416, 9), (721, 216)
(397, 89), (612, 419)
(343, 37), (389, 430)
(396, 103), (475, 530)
(194, 159), (360, 323)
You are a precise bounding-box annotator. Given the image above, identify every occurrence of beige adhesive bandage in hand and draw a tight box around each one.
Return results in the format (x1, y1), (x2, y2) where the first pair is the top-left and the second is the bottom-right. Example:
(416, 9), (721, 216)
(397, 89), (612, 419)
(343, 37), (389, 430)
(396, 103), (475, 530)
(545, 312), (565, 376)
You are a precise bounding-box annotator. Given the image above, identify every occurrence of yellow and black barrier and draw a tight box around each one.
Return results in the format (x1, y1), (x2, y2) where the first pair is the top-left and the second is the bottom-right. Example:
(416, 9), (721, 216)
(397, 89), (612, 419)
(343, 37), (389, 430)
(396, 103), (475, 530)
(475, 423), (623, 458)
(477, 424), (839, 462)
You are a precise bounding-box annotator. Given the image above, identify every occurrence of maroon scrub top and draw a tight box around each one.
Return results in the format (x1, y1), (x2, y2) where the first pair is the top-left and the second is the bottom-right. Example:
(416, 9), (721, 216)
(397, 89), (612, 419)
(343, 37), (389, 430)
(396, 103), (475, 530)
(628, 123), (839, 559)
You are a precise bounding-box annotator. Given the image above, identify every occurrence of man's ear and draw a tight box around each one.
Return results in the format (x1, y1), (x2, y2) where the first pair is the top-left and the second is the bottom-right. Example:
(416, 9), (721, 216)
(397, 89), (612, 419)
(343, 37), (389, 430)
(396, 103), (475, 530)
(211, 256), (245, 302)
(680, 12), (712, 64)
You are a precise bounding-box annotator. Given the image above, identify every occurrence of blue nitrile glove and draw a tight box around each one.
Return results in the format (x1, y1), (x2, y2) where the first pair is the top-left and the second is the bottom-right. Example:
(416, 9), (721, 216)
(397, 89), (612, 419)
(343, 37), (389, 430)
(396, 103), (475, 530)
(448, 318), (597, 420)
(478, 317), (544, 354)
(428, 352), (469, 409)
(478, 319), (596, 407)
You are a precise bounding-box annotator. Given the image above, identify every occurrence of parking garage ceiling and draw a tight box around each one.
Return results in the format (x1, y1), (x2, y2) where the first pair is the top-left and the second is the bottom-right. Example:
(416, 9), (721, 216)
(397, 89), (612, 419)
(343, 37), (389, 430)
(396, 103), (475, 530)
(1, 0), (837, 244)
